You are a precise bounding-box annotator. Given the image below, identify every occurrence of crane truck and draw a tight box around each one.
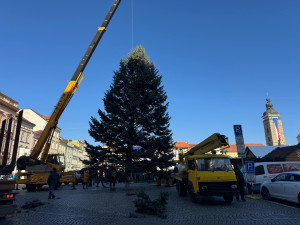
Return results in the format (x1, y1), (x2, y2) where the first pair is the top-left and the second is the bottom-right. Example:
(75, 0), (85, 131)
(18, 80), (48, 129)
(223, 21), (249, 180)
(172, 133), (238, 204)
(15, 0), (122, 192)
(0, 110), (23, 217)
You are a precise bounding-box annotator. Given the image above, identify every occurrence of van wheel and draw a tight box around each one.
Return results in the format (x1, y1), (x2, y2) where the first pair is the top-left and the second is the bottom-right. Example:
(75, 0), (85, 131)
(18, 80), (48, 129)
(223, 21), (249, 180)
(261, 187), (271, 200)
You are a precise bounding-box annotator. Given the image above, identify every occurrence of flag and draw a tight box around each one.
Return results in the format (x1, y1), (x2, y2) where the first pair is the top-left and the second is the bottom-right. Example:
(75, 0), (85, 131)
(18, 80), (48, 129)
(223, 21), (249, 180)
(273, 118), (280, 140)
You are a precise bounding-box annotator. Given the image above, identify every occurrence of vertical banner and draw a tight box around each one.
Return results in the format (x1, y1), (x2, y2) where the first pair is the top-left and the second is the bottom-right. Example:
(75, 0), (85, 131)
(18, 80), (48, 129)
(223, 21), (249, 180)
(233, 125), (246, 158)
(273, 117), (279, 140)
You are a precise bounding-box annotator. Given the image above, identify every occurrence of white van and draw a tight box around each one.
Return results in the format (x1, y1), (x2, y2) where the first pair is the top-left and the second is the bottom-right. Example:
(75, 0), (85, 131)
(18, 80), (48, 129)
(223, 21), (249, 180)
(243, 161), (300, 193)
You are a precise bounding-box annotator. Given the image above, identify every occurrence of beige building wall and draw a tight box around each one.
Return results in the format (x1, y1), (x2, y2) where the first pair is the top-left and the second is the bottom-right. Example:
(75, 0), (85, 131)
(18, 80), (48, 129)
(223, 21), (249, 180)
(0, 93), (35, 165)
(22, 108), (61, 155)
(262, 98), (286, 146)
(263, 117), (286, 146)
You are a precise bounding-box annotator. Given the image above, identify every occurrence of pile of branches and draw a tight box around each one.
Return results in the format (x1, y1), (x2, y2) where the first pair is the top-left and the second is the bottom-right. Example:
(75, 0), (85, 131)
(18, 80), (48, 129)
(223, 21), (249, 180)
(133, 191), (169, 218)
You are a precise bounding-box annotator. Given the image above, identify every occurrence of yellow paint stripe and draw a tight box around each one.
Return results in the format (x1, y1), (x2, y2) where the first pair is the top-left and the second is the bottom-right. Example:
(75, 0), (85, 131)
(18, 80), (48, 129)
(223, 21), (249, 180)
(98, 27), (106, 31)
(245, 195), (261, 200)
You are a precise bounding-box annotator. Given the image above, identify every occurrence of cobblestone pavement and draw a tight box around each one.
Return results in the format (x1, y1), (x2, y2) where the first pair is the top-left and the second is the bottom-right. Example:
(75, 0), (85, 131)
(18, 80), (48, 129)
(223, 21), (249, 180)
(1, 183), (300, 225)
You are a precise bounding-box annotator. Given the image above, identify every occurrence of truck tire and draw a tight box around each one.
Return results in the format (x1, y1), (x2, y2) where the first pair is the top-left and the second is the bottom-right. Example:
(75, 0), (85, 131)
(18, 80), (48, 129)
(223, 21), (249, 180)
(26, 184), (36, 192)
(64, 182), (69, 185)
(187, 183), (197, 203)
(178, 181), (186, 197)
(223, 195), (233, 204)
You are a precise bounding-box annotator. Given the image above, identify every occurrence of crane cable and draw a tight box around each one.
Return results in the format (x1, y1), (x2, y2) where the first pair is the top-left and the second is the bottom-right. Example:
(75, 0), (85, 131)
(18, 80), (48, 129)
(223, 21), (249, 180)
(131, 0), (134, 49)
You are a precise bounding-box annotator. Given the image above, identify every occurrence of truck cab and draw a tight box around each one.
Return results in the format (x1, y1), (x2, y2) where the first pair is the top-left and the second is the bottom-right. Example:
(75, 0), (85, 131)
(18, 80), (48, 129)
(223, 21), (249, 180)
(172, 133), (238, 204)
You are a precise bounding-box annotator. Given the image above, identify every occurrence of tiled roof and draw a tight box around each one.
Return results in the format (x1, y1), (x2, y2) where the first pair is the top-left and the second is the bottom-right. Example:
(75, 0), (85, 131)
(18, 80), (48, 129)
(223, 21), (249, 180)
(189, 144), (197, 148)
(266, 144), (300, 159)
(225, 143), (264, 153)
(43, 116), (50, 120)
(174, 142), (190, 148)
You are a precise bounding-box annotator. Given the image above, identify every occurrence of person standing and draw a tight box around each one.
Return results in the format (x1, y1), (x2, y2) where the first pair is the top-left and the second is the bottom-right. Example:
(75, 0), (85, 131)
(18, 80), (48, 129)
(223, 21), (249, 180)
(110, 169), (117, 191)
(83, 170), (90, 189)
(96, 169), (105, 188)
(234, 165), (246, 201)
(47, 168), (60, 199)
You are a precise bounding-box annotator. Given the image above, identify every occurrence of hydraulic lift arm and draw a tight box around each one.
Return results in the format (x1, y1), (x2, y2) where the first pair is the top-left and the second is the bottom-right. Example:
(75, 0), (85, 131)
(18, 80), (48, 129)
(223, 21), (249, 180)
(178, 133), (229, 162)
(17, 0), (122, 170)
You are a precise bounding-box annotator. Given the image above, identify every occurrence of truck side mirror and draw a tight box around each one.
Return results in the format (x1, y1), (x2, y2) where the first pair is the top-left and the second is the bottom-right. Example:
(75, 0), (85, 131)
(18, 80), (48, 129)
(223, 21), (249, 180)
(271, 178), (275, 182)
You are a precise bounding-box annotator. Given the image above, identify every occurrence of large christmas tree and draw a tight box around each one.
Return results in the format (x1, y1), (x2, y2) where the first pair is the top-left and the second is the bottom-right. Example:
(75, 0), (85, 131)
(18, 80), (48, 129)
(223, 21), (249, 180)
(85, 46), (173, 187)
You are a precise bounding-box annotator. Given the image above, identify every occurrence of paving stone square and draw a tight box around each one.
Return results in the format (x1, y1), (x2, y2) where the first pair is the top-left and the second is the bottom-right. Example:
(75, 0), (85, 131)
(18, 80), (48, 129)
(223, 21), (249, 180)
(1, 182), (300, 225)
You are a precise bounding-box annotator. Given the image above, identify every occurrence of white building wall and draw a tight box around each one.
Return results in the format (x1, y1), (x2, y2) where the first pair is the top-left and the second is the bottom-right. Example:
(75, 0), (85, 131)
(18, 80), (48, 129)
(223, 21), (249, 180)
(22, 109), (47, 132)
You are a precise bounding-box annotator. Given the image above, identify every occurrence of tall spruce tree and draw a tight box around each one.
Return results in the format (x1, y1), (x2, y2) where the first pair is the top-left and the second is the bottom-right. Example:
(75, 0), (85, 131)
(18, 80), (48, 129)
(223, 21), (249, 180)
(85, 46), (173, 186)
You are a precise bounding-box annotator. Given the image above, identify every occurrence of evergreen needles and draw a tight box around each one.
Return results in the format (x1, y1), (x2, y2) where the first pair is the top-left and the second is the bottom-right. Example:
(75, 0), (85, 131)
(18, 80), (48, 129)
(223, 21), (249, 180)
(133, 191), (169, 218)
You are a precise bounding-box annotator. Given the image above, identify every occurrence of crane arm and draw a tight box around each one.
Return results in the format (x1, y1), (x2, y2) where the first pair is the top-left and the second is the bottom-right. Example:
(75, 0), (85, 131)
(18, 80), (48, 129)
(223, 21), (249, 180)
(23, 0), (122, 166)
(180, 133), (229, 160)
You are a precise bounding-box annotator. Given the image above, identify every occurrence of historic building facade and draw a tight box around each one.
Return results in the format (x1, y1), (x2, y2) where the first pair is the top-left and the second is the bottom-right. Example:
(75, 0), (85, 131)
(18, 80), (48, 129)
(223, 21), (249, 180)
(0, 93), (35, 164)
(262, 98), (286, 146)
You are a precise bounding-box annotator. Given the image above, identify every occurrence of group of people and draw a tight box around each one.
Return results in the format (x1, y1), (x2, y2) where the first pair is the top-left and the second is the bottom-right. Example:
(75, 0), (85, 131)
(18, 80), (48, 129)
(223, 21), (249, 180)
(47, 167), (119, 199)
(82, 168), (117, 191)
(47, 165), (246, 201)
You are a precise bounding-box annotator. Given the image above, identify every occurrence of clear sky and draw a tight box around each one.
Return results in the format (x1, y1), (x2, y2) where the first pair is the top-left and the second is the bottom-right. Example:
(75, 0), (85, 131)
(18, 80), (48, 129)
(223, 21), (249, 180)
(1, 0), (299, 146)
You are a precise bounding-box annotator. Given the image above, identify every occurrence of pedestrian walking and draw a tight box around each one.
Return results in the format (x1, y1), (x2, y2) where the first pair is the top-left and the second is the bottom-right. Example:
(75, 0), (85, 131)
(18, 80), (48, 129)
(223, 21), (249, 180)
(47, 168), (60, 199)
(96, 169), (105, 188)
(83, 170), (90, 189)
(110, 169), (117, 191)
(234, 165), (246, 201)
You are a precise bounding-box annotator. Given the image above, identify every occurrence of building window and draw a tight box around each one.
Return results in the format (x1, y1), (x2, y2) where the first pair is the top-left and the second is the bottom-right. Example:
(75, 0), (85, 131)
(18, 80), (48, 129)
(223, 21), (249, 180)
(21, 132), (24, 142)
(26, 134), (29, 143)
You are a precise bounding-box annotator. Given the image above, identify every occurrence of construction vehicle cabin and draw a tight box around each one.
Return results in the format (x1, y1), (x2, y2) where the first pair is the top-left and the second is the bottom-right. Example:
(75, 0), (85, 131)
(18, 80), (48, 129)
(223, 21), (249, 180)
(172, 133), (238, 204)
(13, 0), (122, 192)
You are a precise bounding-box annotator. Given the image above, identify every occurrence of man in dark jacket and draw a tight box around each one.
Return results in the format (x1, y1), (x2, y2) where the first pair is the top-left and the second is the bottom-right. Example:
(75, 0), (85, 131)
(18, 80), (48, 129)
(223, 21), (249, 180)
(234, 166), (246, 201)
(47, 168), (60, 199)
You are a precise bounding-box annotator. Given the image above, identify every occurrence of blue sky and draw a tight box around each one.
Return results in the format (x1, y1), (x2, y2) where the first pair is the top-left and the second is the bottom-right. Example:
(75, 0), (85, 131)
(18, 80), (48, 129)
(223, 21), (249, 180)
(1, 0), (299, 146)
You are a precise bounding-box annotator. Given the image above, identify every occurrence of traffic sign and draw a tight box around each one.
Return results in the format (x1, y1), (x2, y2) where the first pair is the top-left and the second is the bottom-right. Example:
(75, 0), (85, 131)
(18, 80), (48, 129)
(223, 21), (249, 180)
(233, 125), (246, 158)
(245, 161), (255, 174)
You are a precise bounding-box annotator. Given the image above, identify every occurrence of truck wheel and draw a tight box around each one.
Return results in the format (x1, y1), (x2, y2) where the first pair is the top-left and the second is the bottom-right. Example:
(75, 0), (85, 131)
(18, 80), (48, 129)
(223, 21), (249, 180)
(64, 182), (69, 185)
(178, 181), (186, 197)
(223, 195), (233, 204)
(26, 184), (36, 192)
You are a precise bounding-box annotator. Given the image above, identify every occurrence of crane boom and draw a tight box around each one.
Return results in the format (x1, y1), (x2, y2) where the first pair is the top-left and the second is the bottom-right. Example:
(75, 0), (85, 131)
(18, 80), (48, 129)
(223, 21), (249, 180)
(180, 133), (229, 160)
(17, 0), (122, 170)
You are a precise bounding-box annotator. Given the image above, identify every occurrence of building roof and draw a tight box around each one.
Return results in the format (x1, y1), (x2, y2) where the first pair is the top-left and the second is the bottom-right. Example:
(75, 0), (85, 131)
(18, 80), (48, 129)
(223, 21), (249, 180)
(0, 92), (18, 105)
(265, 144), (300, 159)
(189, 144), (197, 148)
(42, 116), (51, 120)
(246, 145), (285, 158)
(33, 130), (43, 139)
(174, 142), (190, 148)
(225, 143), (264, 153)
(0, 98), (19, 112)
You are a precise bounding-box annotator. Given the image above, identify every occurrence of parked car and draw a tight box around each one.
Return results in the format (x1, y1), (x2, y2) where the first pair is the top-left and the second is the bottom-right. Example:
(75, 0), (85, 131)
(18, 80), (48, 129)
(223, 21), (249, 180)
(242, 161), (300, 194)
(261, 171), (300, 205)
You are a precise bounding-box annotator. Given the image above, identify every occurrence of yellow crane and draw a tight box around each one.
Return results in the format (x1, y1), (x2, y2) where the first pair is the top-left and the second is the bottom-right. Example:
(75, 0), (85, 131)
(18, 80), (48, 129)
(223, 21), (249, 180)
(16, 0), (122, 191)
